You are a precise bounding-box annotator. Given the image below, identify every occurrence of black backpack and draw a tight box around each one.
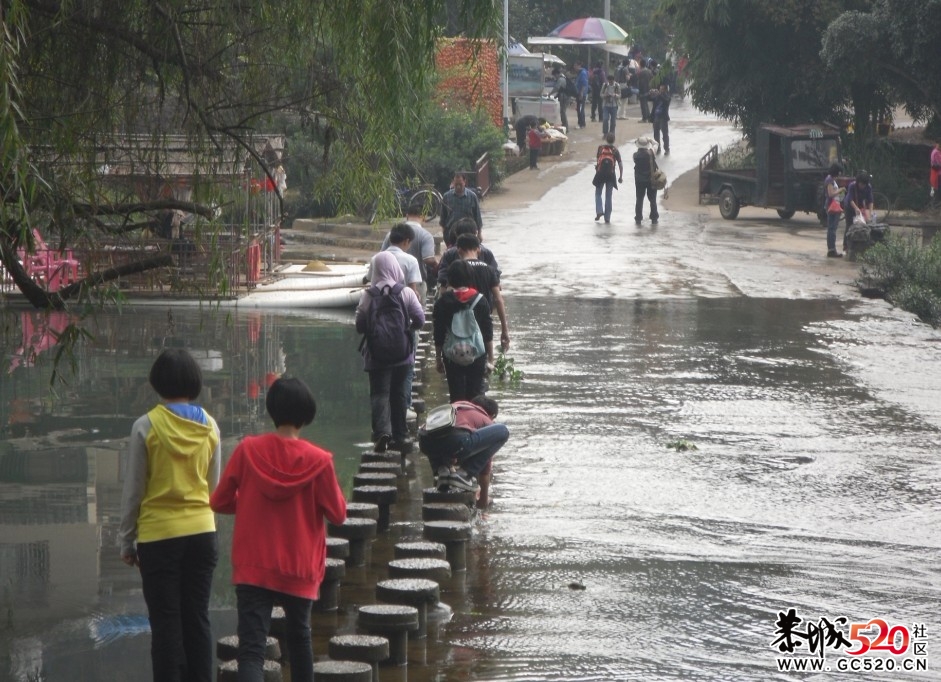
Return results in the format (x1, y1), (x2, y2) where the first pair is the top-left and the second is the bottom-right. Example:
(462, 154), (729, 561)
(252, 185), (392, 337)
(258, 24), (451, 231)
(359, 283), (412, 365)
(562, 75), (577, 98)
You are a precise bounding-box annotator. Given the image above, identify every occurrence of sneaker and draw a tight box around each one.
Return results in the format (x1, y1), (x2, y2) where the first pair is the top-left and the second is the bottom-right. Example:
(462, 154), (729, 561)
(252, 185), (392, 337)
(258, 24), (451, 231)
(634, 217), (643, 224)
(827, 250), (843, 258)
(595, 213), (603, 221)
(664, 149), (670, 156)
(448, 469), (479, 492)
(374, 434), (391, 453)
(435, 466), (452, 491)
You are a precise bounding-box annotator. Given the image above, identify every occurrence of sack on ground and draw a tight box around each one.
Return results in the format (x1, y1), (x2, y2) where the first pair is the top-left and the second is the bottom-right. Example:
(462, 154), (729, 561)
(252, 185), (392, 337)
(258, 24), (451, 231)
(443, 294), (486, 366)
(652, 168), (667, 191)
(359, 283), (412, 365)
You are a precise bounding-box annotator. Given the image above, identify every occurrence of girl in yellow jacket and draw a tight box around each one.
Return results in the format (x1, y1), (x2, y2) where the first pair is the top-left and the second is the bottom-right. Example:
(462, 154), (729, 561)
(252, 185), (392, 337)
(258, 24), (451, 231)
(119, 349), (221, 682)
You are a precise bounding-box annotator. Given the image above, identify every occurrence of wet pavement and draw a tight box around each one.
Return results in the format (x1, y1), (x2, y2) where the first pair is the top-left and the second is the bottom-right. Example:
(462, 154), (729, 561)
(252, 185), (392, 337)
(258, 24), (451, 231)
(2, 101), (941, 681)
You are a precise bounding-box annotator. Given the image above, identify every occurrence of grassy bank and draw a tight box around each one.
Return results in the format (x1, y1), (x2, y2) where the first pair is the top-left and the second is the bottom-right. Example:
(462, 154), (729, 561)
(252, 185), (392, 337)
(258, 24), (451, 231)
(858, 233), (941, 327)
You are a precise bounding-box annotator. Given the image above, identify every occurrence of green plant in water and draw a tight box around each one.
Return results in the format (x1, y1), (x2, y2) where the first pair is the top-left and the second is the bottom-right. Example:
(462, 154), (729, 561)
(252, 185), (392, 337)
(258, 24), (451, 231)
(666, 438), (698, 452)
(492, 351), (523, 384)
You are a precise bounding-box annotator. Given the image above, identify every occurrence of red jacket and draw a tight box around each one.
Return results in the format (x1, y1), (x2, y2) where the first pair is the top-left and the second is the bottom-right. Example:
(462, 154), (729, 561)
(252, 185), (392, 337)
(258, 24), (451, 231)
(210, 433), (347, 599)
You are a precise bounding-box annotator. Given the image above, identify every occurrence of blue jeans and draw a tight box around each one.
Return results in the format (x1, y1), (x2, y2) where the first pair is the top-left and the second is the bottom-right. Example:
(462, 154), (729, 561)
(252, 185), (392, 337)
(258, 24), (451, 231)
(602, 104), (618, 135)
(595, 180), (616, 222)
(236, 585), (313, 682)
(420, 423), (509, 477)
(368, 363), (411, 443)
(137, 532), (217, 682)
(827, 210), (841, 251)
(576, 95), (586, 127)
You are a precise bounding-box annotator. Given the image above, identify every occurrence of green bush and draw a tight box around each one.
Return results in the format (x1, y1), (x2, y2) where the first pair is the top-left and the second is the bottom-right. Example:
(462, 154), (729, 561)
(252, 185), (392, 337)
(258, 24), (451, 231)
(399, 105), (506, 194)
(858, 233), (941, 326)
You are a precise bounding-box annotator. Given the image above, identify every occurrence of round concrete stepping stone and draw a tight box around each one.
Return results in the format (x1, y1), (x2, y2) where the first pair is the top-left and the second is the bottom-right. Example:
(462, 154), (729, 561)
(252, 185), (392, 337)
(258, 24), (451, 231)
(360, 451), (401, 465)
(411, 398), (426, 413)
(357, 604), (419, 666)
(422, 487), (476, 506)
(423, 521), (473, 571)
(217, 659), (282, 681)
(358, 461), (403, 477)
(421, 502), (472, 522)
(328, 634), (389, 682)
(352, 486), (398, 532)
(326, 536), (350, 560)
(376, 578), (440, 640)
(327, 517), (377, 567)
(312, 557), (347, 612)
(311, 659), (373, 681)
(387, 557), (451, 584)
(216, 635), (281, 662)
(353, 472), (397, 488)
(393, 541), (446, 561)
(345, 502), (380, 521)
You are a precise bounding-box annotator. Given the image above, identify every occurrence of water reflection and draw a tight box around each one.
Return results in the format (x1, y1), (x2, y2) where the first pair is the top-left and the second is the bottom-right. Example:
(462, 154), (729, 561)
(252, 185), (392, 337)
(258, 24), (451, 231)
(2, 291), (940, 681)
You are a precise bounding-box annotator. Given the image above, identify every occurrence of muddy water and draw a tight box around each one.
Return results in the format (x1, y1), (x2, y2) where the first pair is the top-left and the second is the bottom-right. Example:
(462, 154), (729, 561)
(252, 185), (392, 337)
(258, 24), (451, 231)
(3, 115), (941, 679)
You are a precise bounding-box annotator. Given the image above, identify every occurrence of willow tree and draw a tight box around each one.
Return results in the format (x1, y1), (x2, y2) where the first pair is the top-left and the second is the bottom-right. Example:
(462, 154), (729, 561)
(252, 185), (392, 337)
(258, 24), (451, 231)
(0, 0), (500, 309)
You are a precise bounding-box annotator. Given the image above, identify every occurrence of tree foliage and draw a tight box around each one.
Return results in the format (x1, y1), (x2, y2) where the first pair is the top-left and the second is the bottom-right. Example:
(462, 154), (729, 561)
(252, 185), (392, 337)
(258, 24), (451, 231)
(662, 0), (864, 140)
(0, 0), (500, 308)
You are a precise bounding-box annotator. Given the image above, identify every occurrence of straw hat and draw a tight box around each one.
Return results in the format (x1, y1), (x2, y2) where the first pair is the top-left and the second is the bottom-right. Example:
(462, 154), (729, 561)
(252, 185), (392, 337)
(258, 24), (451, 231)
(636, 137), (650, 148)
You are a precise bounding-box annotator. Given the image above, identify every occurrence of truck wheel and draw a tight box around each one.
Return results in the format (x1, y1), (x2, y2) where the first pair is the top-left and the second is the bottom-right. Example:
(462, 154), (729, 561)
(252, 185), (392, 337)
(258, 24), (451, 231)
(719, 189), (740, 219)
(776, 209), (795, 220)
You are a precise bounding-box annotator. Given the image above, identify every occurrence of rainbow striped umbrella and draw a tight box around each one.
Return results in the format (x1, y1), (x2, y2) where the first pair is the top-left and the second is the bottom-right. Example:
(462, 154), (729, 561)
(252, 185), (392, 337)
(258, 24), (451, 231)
(549, 17), (629, 44)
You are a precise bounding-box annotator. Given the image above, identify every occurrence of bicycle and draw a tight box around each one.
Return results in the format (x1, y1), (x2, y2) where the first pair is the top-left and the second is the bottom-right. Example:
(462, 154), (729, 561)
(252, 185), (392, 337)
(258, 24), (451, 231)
(397, 184), (443, 221)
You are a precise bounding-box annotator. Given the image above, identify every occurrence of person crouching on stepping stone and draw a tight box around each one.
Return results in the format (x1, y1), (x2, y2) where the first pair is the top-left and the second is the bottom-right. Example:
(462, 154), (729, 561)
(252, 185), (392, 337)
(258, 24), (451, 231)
(211, 377), (347, 682)
(418, 395), (509, 508)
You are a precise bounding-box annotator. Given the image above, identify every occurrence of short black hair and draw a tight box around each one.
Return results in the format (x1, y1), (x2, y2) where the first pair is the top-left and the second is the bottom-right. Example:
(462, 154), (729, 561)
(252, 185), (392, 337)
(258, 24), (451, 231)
(447, 258), (473, 288)
(149, 348), (203, 401)
(470, 394), (498, 418)
(828, 163), (842, 176)
(389, 222), (415, 245)
(266, 377), (316, 428)
(456, 233), (480, 252)
(453, 217), (479, 238)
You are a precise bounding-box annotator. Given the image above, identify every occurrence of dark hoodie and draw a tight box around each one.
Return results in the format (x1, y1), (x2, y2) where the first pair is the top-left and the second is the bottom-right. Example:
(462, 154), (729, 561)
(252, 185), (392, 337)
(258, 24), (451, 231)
(211, 433), (347, 599)
(432, 287), (494, 351)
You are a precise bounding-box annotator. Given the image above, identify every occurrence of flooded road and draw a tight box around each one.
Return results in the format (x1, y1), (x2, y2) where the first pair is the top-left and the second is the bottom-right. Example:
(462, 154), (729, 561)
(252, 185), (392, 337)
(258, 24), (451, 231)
(2, 104), (941, 680)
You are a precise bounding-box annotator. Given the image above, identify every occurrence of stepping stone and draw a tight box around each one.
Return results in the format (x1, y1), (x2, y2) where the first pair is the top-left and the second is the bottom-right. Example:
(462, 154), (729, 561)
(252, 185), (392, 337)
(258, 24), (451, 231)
(328, 517), (378, 567)
(345, 502), (380, 521)
(387, 557), (451, 584)
(326, 536), (350, 561)
(217, 659), (282, 681)
(359, 451), (401, 466)
(216, 635), (281, 662)
(422, 487), (476, 506)
(312, 557), (346, 612)
(358, 461), (403, 477)
(352, 486), (398, 532)
(328, 634), (390, 682)
(422, 502), (472, 522)
(376, 578), (440, 640)
(411, 397), (426, 413)
(353, 472), (397, 488)
(393, 541), (447, 561)
(357, 604), (419, 666)
(423, 521), (473, 571)
(311, 659), (372, 681)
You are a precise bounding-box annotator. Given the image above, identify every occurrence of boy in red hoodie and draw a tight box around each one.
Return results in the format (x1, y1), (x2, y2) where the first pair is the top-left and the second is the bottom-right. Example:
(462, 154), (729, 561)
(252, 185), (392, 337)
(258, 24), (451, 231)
(211, 377), (347, 682)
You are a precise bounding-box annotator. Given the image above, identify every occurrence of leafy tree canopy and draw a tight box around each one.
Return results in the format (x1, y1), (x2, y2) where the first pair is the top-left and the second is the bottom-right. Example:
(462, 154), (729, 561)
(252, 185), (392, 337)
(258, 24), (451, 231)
(0, 0), (499, 308)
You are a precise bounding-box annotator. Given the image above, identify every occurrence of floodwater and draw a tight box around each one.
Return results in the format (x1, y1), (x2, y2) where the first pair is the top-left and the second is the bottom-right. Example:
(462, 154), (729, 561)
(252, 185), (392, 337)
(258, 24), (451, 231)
(2, 103), (941, 681)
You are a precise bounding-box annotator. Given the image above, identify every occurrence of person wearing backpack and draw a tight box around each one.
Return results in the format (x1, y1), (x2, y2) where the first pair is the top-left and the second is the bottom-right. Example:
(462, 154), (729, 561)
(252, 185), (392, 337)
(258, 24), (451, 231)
(355, 251), (425, 453)
(433, 259), (494, 403)
(633, 136), (660, 224)
(592, 133), (624, 224)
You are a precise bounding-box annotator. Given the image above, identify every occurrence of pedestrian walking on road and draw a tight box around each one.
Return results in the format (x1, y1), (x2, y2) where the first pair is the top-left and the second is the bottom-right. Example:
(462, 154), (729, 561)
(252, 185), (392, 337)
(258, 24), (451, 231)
(593, 133), (623, 224)
(633, 137), (660, 224)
